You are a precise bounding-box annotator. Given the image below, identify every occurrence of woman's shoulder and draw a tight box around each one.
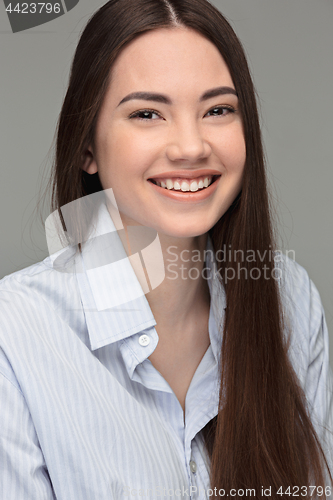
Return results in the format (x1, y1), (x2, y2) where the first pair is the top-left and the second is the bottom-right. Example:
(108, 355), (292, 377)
(275, 251), (311, 289)
(0, 250), (82, 340)
(0, 258), (51, 315)
(277, 253), (331, 390)
(0, 250), (88, 388)
(0, 256), (51, 290)
(275, 252), (323, 328)
(281, 255), (333, 467)
(0, 248), (78, 300)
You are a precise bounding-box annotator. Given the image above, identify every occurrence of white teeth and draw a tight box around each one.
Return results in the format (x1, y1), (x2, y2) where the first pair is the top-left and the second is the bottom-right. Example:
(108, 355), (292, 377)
(180, 181), (190, 192)
(152, 176), (214, 191)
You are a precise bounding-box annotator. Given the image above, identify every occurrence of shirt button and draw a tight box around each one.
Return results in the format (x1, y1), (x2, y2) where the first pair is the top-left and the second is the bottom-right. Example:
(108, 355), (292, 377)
(138, 334), (150, 346)
(189, 460), (197, 473)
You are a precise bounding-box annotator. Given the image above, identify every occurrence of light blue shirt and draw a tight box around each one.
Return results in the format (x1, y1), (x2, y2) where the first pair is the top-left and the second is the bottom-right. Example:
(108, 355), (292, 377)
(0, 199), (332, 499)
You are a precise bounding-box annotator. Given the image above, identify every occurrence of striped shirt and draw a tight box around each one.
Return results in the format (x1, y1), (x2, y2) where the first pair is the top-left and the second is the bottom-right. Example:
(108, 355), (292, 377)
(0, 199), (332, 499)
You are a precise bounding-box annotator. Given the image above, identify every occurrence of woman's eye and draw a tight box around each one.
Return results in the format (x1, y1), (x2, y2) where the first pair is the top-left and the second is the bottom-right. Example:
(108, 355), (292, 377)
(129, 109), (161, 121)
(205, 105), (235, 117)
(129, 105), (235, 121)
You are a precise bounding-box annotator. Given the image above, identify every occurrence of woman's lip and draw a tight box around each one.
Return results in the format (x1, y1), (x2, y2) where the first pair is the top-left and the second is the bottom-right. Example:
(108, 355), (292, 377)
(148, 175), (221, 202)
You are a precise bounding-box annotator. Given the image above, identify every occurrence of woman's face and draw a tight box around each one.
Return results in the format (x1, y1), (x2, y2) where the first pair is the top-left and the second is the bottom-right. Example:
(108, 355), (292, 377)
(83, 27), (246, 238)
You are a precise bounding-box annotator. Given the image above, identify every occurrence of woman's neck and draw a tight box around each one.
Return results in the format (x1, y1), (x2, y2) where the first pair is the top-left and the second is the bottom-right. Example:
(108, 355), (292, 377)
(145, 232), (211, 338)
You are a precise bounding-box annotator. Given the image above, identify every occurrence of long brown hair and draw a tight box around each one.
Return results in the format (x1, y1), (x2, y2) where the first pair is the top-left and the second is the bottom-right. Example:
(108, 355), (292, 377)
(50, 0), (332, 495)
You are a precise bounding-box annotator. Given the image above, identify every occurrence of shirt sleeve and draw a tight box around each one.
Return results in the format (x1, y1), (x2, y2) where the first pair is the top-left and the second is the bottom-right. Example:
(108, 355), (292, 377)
(0, 353), (56, 499)
(303, 279), (333, 487)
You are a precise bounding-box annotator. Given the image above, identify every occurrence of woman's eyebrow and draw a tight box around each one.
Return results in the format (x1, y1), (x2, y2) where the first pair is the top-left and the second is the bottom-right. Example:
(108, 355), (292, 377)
(117, 86), (237, 107)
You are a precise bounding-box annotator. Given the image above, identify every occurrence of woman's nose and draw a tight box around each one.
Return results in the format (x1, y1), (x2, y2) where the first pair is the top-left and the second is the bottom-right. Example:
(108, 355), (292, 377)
(165, 121), (212, 162)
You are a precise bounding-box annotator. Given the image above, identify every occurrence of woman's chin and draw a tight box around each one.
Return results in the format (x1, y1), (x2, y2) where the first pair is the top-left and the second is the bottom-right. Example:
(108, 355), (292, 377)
(155, 223), (212, 240)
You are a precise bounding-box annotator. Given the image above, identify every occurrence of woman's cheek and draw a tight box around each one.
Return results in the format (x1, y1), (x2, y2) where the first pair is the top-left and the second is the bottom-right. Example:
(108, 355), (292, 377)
(225, 133), (246, 171)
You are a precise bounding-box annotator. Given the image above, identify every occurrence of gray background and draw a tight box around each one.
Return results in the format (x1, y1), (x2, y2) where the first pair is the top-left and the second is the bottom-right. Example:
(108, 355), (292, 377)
(0, 0), (332, 366)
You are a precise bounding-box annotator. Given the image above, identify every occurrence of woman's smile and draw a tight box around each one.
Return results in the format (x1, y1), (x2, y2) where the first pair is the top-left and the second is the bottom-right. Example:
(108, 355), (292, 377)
(147, 174), (221, 202)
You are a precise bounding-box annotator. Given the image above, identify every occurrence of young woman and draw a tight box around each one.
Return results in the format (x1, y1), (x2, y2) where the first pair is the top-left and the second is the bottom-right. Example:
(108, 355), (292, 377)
(0, 0), (332, 498)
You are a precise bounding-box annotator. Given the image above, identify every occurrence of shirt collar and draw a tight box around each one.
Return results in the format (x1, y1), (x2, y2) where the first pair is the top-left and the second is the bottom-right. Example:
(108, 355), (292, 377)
(51, 196), (226, 354)
(74, 199), (157, 350)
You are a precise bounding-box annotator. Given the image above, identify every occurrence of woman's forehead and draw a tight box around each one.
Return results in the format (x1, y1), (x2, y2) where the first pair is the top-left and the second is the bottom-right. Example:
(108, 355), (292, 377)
(107, 27), (234, 104)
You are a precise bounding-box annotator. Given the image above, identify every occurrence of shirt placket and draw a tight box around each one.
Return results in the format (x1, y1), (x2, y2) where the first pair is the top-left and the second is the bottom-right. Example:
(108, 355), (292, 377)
(118, 304), (221, 499)
(184, 345), (220, 499)
(120, 327), (203, 498)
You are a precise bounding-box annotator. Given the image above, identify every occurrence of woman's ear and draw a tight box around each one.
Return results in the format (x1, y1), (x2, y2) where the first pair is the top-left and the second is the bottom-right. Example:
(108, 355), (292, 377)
(81, 146), (98, 175)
